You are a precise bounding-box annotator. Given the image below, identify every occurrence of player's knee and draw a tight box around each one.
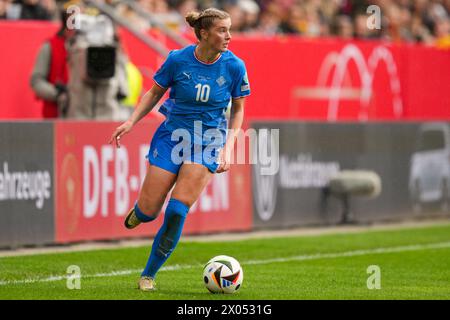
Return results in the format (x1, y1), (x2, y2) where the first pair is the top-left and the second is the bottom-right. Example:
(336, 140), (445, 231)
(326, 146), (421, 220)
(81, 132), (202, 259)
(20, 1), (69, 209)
(168, 194), (195, 208)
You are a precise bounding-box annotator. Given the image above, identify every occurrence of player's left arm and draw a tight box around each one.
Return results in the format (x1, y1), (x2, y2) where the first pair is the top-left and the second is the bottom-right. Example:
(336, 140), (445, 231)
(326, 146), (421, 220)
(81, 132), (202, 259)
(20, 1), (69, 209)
(227, 97), (245, 147)
(216, 97), (246, 173)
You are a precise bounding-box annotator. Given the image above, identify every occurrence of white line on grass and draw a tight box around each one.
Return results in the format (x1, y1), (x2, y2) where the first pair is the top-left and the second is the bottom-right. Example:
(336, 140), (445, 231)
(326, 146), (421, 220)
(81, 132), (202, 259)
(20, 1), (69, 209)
(1, 241), (450, 286)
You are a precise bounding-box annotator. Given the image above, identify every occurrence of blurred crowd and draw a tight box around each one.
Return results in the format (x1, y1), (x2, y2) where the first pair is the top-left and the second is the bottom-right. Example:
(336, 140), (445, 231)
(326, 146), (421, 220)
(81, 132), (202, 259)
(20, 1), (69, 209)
(1, 0), (449, 47)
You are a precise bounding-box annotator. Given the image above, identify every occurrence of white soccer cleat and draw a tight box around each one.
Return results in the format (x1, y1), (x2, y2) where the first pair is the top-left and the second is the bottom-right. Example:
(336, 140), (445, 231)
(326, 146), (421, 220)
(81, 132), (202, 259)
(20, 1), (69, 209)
(138, 276), (156, 291)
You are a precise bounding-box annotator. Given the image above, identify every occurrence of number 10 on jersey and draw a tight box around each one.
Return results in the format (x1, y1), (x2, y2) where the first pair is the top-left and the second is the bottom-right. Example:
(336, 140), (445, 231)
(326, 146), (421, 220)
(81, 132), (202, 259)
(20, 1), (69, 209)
(195, 84), (210, 102)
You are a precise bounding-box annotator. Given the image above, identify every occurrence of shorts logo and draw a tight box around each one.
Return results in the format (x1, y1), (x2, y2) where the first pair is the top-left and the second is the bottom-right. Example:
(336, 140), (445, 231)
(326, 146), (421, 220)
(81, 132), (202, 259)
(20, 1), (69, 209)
(153, 148), (158, 158)
(216, 76), (226, 86)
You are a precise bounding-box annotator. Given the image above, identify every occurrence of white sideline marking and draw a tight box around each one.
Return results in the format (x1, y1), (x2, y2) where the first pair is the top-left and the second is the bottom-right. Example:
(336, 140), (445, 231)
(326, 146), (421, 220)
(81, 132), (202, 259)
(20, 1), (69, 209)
(1, 241), (450, 287)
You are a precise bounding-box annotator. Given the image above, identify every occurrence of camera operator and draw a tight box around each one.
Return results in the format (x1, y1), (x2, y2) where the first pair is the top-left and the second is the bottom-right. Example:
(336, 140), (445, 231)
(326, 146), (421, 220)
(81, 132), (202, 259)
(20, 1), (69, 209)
(30, 6), (74, 118)
(65, 11), (129, 120)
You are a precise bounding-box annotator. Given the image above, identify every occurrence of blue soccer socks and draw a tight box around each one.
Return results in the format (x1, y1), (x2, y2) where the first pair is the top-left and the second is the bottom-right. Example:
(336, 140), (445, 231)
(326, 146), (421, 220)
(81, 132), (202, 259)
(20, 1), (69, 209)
(134, 202), (157, 223)
(141, 198), (189, 279)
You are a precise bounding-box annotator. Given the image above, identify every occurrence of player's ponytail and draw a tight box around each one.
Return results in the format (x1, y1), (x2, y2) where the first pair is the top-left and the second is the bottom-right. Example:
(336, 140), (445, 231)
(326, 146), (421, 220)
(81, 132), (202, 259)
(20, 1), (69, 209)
(185, 8), (230, 41)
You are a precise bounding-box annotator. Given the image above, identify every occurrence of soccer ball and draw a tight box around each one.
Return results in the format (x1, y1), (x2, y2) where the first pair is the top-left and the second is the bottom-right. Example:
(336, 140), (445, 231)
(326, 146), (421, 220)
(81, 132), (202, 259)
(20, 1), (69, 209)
(203, 255), (243, 294)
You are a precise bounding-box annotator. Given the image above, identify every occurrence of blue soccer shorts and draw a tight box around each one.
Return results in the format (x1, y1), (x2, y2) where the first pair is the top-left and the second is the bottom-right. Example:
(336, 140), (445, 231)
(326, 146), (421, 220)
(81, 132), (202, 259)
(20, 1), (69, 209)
(147, 122), (223, 174)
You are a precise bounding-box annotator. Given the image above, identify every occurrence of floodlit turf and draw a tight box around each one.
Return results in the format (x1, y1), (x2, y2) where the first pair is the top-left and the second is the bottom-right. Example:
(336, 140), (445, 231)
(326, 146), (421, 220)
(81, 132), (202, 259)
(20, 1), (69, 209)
(1, 223), (450, 300)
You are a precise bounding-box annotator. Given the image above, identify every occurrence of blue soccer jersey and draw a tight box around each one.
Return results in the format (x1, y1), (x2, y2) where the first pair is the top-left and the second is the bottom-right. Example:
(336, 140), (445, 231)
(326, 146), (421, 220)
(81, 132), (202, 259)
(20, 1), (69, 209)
(153, 44), (250, 140)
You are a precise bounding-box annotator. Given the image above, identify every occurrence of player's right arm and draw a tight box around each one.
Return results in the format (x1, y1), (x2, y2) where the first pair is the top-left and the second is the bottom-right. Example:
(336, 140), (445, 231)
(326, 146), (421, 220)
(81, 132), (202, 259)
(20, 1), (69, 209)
(109, 83), (167, 148)
(110, 50), (175, 148)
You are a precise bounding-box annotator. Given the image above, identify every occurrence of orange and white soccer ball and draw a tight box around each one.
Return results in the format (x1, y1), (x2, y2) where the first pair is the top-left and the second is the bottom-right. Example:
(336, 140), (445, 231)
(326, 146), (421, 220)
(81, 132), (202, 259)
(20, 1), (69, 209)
(203, 255), (244, 294)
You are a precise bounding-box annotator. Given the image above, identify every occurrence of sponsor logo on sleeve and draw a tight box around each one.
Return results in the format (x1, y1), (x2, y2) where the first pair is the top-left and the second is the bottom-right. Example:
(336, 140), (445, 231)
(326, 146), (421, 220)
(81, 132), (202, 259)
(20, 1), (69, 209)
(240, 73), (250, 92)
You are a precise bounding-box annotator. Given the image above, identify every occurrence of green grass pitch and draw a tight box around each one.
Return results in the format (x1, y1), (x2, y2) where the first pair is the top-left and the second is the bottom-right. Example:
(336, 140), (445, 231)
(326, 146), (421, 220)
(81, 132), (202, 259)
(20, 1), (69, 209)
(1, 223), (450, 300)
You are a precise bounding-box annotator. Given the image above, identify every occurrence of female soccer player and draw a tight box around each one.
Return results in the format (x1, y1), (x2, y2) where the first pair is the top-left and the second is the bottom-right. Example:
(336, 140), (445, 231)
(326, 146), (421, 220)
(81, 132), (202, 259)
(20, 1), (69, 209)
(109, 8), (250, 291)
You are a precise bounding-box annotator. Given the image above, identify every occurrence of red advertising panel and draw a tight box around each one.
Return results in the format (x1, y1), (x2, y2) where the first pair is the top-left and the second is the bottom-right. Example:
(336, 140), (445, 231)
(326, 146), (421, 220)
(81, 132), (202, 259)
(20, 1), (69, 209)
(0, 21), (58, 119)
(55, 120), (252, 243)
(228, 37), (448, 121)
(1, 21), (449, 122)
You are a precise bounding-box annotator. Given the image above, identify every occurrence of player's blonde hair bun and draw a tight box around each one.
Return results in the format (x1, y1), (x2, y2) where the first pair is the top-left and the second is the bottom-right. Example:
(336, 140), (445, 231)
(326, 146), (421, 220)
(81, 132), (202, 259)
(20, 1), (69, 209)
(185, 11), (201, 28)
(185, 8), (230, 40)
